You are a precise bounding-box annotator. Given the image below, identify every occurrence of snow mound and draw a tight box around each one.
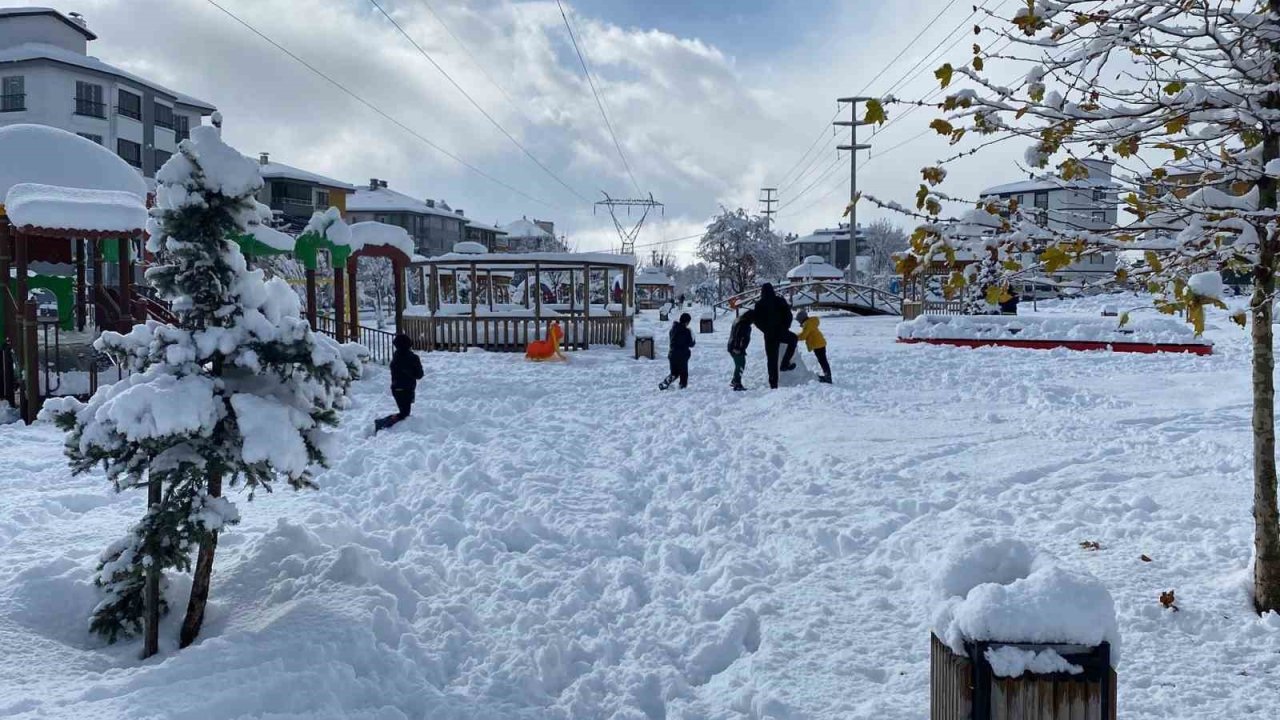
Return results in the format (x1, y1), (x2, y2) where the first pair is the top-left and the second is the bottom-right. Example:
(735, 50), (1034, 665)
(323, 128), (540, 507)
(0, 124), (148, 200)
(348, 221), (414, 257)
(931, 537), (1120, 665)
(985, 646), (1083, 678)
(898, 313), (1209, 345)
(4, 183), (147, 233)
(1189, 271), (1225, 303)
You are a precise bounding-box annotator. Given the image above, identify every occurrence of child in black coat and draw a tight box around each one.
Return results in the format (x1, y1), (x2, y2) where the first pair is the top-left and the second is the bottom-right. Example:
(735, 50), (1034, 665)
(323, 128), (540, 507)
(375, 334), (424, 432)
(727, 309), (754, 391)
(659, 313), (695, 390)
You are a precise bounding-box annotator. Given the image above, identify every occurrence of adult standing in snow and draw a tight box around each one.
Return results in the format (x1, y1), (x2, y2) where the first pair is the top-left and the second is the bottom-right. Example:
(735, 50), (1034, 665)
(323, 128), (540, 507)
(660, 312), (695, 390)
(376, 334), (424, 432)
(752, 283), (798, 389)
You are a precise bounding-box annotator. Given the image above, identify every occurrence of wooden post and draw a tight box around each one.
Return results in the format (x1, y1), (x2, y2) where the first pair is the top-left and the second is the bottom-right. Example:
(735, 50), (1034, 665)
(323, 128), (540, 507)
(0, 220), (12, 350)
(393, 260), (405, 334)
(142, 475), (161, 659)
(333, 259), (346, 342)
(430, 264), (441, 314)
(417, 266), (426, 309)
(90, 239), (102, 330)
(74, 238), (86, 332)
(117, 236), (133, 330)
(583, 265), (591, 350)
(470, 262), (478, 348)
(305, 268), (317, 330)
(487, 269), (495, 313)
(534, 262), (542, 337)
(347, 258), (358, 337)
(569, 268), (577, 313)
(22, 300), (38, 424)
(14, 230), (28, 361)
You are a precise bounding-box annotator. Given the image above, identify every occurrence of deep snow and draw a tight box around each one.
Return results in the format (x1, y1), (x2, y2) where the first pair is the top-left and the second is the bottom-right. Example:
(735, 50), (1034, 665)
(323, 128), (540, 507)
(1, 296), (1278, 719)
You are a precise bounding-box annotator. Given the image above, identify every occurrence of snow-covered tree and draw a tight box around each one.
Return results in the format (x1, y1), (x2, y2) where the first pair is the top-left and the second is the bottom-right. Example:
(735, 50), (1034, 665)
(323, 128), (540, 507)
(41, 127), (365, 654)
(696, 208), (790, 295)
(356, 257), (395, 328)
(862, 218), (909, 281)
(862, 0), (1280, 612)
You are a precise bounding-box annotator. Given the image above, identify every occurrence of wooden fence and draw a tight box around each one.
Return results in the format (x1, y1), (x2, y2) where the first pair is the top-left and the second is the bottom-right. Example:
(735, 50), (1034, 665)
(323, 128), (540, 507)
(402, 315), (631, 353)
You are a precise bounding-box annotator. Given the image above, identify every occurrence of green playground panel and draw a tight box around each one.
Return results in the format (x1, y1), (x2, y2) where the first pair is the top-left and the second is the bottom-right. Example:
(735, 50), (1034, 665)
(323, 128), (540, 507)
(0, 272), (74, 343)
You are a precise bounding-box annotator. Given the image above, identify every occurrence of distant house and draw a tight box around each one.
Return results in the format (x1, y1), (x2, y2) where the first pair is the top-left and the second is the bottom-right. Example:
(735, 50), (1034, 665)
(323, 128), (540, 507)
(785, 224), (866, 274)
(346, 178), (470, 257)
(0, 7), (216, 177)
(254, 153), (355, 233)
(980, 159), (1119, 283)
(465, 219), (508, 251)
(500, 217), (565, 253)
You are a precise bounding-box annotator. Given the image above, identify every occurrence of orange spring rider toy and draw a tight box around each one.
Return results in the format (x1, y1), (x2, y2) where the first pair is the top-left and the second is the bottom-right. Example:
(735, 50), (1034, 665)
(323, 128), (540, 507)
(525, 322), (566, 362)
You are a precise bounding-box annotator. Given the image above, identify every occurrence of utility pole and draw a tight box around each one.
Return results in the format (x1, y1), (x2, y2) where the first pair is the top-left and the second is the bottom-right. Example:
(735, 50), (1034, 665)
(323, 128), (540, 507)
(759, 187), (778, 229)
(836, 97), (873, 281)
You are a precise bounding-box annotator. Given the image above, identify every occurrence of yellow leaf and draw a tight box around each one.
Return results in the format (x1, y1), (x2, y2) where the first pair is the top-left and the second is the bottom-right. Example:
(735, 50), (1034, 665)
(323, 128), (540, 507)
(1188, 302), (1206, 335)
(972, 44), (981, 55)
(1040, 245), (1072, 272)
(973, 56), (984, 72)
(930, 118), (955, 136)
(1118, 311), (1130, 328)
(925, 197), (942, 216)
(1144, 250), (1163, 274)
(1114, 136), (1140, 158)
(1231, 311), (1247, 328)
(1115, 267), (1128, 283)
(1173, 147), (1189, 161)
(863, 98), (887, 126)
(1016, 105), (1030, 119)
(985, 285), (1011, 305)
(1164, 81), (1185, 95)
(916, 184), (930, 210)
(935, 63), (954, 89)
(1165, 115), (1188, 135)
(1029, 84), (1045, 103)
(921, 166), (946, 186)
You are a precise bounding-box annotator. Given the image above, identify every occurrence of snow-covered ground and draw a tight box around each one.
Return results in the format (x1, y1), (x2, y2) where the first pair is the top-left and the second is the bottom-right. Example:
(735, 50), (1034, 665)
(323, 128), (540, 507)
(2, 294), (1278, 719)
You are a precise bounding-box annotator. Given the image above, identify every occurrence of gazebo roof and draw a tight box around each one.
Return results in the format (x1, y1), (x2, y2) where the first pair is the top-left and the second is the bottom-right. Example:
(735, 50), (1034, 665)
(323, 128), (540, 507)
(635, 266), (675, 286)
(787, 255), (843, 280)
(0, 124), (148, 202)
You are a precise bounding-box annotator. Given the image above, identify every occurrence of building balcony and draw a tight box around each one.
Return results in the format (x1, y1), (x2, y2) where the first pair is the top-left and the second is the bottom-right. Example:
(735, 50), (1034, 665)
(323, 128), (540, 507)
(116, 105), (141, 121)
(271, 197), (315, 218)
(74, 98), (106, 118)
(0, 93), (25, 112)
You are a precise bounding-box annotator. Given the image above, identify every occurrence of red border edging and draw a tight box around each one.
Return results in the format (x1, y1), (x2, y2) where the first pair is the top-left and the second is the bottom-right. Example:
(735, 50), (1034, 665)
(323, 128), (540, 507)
(897, 337), (1213, 355)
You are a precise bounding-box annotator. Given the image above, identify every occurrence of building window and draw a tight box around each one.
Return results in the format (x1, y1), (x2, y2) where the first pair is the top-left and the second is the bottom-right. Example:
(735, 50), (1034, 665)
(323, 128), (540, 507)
(116, 89), (142, 120)
(1089, 254), (1105, 265)
(154, 103), (174, 130)
(77, 133), (103, 145)
(154, 149), (172, 169)
(1092, 188), (1105, 202)
(1, 75), (24, 112)
(1092, 210), (1106, 224)
(1033, 191), (1049, 210)
(315, 189), (330, 209)
(75, 81), (105, 117)
(117, 139), (142, 168)
(174, 115), (190, 142)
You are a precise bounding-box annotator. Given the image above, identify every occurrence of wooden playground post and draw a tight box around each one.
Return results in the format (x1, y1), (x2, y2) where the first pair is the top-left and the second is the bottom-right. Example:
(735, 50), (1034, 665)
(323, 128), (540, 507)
(394, 259), (405, 334)
(333, 260), (346, 343)
(583, 265), (591, 350)
(305, 268), (317, 330)
(21, 300), (37, 424)
(347, 258), (358, 339)
(14, 230), (28, 359)
(469, 262), (478, 347)
(90, 238), (102, 327)
(74, 238), (86, 332)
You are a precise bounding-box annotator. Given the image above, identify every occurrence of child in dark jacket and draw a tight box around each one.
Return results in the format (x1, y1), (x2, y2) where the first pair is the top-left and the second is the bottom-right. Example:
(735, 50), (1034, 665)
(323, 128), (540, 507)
(659, 313), (695, 390)
(727, 309), (754, 391)
(375, 334), (424, 432)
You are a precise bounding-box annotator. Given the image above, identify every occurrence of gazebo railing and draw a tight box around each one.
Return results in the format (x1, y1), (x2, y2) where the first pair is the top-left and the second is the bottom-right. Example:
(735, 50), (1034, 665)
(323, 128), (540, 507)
(403, 315), (630, 353)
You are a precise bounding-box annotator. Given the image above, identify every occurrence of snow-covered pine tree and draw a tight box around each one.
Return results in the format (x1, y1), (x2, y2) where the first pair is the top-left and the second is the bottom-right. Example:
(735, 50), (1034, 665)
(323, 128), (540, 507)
(861, 0), (1280, 612)
(41, 126), (365, 655)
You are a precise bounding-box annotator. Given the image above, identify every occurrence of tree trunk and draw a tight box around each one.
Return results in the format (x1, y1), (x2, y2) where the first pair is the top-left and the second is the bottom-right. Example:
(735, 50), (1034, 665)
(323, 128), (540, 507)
(1254, 64), (1280, 612)
(180, 470), (222, 648)
(142, 476), (162, 659)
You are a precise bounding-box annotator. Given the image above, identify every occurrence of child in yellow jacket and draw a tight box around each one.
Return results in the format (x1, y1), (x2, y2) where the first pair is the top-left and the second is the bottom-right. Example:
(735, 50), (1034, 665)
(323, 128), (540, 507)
(795, 310), (832, 383)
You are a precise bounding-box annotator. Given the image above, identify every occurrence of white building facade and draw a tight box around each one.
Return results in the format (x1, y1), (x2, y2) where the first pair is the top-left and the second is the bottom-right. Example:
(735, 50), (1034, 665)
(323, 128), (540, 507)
(979, 159), (1119, 283)
(0, 7), (216, 178)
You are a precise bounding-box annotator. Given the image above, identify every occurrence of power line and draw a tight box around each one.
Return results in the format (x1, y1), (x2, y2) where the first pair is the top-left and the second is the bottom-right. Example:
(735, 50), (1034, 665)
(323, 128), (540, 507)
(852, 0), (962, 98)
(203, 0), (557, 209)
(555, 0), (644, 195)
(780, 130), (839, 195)
(881, 0), (1008, 100)
(777, 108), (841, 189)
(367, 0), (591, 204)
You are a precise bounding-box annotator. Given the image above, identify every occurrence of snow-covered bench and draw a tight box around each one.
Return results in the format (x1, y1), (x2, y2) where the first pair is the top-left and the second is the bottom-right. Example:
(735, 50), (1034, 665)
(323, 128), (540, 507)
(897, 314), (1212, 355)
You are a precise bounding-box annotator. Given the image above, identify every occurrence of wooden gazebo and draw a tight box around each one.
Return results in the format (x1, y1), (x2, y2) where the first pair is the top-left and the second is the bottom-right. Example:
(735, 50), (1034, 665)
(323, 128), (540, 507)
(633, 266), (675, 310)
(406, 251), (635, 352)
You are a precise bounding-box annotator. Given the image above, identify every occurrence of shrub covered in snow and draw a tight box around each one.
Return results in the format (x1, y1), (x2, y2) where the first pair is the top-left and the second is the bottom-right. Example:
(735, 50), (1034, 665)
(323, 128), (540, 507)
(40, 126), (365, 650)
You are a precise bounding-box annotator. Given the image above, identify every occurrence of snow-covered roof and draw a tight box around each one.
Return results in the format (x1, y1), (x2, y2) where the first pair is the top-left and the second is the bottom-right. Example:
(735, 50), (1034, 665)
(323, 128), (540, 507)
(4, 182), (146, 233)
(466, 219), (507, 234)
(0, 43), (216, 112)
(347, 186), (468, 219)
(501, 218), (553, 239)
(635, 266), (675, 286)
(452, 241), (488, 254)
(786, 255), (844, 280)
(982, 175), (1115, 195)
(786, 226), (854, 245)
(257, 160), (355, 191)
(0, 7), (97, 39)
(0, 124), (148, 200)
(423, 251), (634, 267)
(348, 221), (415, 257)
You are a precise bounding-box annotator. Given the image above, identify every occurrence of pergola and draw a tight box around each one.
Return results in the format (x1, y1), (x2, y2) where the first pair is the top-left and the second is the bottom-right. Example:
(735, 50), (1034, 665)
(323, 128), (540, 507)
(633, 266), (675, 310)
(407, 250), (635, 352)
(0, 125), (150, 422)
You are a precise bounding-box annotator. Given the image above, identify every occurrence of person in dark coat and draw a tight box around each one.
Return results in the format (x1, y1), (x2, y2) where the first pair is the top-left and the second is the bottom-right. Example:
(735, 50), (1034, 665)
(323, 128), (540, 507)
(375, 334), (424, 432)
(752, 283), (798, 389)
(659, 312), (695, 390)
(727, 309), (754, 391)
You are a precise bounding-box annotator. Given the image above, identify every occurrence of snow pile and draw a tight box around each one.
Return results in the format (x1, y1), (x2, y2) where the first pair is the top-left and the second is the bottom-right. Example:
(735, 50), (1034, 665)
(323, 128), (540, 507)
(348, 221), (415, 257)
(0, 124), (148, 200)
(898, 313), (1210, 345)
(3, 183), (147, 233)
(303, 206), (351, 248)
(1189, 271), (1225, 303)
(932, 537), (1120, 664)
(984, 646), (1083, 678)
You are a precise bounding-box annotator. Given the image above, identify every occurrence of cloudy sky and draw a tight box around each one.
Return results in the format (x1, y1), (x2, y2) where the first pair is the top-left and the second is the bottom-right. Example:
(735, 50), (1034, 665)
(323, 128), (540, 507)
(30, 0), (1031, 260)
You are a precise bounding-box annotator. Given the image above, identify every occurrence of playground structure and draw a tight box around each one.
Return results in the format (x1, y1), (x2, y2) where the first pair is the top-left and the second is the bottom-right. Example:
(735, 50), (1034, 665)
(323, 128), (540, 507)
(0, 125), (153, 423)
(716, 280), (902, 318)
(405, 250), (635, 352)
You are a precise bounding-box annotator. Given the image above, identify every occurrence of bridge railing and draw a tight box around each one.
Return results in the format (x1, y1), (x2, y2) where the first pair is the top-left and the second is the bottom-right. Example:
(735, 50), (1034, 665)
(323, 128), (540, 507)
(714, 281), (902, 317)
